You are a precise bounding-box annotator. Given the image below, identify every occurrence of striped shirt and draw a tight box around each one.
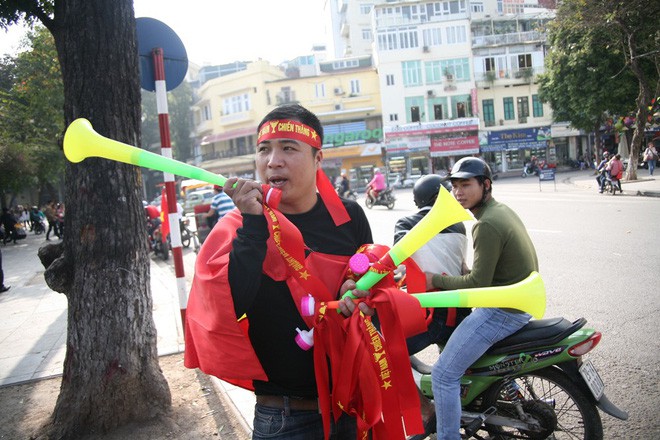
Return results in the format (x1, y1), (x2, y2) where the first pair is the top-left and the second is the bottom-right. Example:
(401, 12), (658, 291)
(210, 191), (235, 219)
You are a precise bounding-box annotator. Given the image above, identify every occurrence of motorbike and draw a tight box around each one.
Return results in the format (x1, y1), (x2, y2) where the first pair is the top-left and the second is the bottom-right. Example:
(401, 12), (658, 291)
(31, 219), (46, 235)
(335, 184), (358, 201)
(1, 223), (27, 244)
(148, 220), (169, 261)
(408, 316), (628, 440)
(602, 173), (622, 195)
(521, 163), (540, 178)
(365, 186), (396, 210)
(180, 217), (193, 248)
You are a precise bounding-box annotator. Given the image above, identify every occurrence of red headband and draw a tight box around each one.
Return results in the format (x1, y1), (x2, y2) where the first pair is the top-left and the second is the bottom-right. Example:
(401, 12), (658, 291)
(257, 119), (322, 149)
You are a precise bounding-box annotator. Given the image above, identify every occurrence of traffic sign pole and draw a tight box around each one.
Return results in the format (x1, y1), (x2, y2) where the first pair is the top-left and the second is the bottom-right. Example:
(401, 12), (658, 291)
(152, 47), (188, 330)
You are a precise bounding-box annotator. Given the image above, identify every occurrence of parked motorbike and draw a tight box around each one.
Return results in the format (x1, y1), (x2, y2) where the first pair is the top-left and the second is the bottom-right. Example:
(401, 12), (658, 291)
(365, 186), (396, 210)
(180, 217), (193, 248)
(148, 220), (169, 260)
(408, 316), (628, 439)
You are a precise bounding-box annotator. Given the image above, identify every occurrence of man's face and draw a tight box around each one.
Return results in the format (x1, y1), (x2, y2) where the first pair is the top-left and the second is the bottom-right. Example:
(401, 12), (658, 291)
(451, 177), (486, 210)
(255, 137), (320, 213)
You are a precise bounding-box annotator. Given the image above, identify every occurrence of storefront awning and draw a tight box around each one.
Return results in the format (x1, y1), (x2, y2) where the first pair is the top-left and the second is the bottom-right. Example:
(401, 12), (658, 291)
(201, 127), (255, 145)
(201, 154), (255, 176)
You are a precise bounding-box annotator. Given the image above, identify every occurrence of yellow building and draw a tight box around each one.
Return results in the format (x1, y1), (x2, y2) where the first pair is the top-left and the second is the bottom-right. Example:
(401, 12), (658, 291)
(191, 55), (384, 190)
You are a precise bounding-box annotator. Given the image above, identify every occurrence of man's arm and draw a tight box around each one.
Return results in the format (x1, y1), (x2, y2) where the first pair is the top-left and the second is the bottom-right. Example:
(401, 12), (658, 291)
(430, 221), (501, 290)
(228, 214), (269, 317)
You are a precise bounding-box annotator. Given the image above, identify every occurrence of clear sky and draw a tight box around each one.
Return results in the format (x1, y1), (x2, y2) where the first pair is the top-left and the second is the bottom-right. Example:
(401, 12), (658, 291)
(1, 0), (327, 66)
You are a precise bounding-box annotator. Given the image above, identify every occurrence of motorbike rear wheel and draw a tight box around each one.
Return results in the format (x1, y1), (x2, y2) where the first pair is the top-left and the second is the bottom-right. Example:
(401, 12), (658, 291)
(181, 227), (191, 248)
(482, 366), (603, 440)
(387, 198), (395, 210)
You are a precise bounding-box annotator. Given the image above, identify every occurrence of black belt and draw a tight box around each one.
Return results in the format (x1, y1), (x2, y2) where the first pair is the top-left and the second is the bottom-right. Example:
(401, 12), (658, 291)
(256, 395), (319, 411)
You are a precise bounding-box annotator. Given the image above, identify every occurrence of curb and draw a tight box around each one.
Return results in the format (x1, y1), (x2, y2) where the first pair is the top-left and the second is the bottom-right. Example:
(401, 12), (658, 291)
(209, 376), (253, 438)
(636, 190), (660, 198)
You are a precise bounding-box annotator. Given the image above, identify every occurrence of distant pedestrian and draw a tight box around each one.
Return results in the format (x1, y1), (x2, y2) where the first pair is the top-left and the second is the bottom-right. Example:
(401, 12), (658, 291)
(643, 141), (657, 176)
(1, 208), (19, 244)
(44, 201), (60, 241)
(204, 185), (235, 228)
(0, 247), (10, 293)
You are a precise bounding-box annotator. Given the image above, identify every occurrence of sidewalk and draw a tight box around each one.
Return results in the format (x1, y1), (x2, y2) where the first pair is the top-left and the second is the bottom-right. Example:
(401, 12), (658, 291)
(0, 232), (255, 436)
(506, 167), (660, 197)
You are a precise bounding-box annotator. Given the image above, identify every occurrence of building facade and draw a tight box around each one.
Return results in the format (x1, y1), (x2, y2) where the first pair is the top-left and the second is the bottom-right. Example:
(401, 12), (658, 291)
(188, 0), (589, 190)
(190, 55), (385, 191)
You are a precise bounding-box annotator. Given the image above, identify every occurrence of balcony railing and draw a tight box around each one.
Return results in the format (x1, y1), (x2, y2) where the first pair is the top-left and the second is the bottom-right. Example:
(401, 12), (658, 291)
(375, 12), (469, 28)
(472, 31), (545, 47)
(477, 66), (545, 84)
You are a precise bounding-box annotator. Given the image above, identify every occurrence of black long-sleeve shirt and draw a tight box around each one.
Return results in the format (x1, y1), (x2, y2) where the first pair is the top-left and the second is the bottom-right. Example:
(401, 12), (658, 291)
(228, 196), (372, 397)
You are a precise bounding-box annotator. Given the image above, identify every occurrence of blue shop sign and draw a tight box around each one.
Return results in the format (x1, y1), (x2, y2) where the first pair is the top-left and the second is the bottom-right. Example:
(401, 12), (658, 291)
(481, 127), (551, 152)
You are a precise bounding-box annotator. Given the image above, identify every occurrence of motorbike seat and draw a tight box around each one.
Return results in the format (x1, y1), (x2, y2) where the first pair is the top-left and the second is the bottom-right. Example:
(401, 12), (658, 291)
(487, 317), (587, 355)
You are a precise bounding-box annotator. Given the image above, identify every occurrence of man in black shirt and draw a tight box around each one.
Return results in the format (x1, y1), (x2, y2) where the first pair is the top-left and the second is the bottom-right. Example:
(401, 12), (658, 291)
(185, 104), (373, 439)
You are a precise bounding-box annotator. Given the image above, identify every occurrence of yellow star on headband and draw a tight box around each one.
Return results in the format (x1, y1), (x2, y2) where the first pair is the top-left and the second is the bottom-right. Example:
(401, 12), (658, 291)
(310, 131), (318, 141)
(299, 270), (310, 280)
(382, 380), (392, 390)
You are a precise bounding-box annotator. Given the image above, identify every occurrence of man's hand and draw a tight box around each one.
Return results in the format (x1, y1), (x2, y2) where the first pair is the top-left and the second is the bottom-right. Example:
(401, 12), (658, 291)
(337, 279), (374, 317)
(425, 272), (436, 290)
(224, 177), (263, 215)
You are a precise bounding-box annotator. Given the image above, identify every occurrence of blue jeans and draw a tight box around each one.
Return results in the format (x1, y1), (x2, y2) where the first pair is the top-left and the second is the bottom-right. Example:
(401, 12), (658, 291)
(649, 159), (655, 176)
(432, 308), (531, 440)
(252, 404), (357, 439)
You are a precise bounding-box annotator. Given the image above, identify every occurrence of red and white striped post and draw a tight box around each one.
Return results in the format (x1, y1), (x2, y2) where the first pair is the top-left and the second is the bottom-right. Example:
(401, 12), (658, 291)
(152, 47), (188, 330)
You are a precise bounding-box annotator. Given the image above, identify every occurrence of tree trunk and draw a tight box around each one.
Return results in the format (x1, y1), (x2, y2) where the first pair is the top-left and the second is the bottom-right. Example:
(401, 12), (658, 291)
(38, 0), (171, 437)
(621, 20), (651, 182)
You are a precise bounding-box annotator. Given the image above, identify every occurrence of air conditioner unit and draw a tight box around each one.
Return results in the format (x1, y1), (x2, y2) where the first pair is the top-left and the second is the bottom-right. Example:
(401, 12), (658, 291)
(427, 90), (435, 97)
(499, 119), (504, 126)
(334, 103), (344, 111)
(422, 45), (429, 53)
(334, 87), (344, 95)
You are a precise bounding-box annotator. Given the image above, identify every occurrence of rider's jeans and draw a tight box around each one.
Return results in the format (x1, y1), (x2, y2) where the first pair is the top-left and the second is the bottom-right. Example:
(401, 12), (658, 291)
(432, 308), (531, 440)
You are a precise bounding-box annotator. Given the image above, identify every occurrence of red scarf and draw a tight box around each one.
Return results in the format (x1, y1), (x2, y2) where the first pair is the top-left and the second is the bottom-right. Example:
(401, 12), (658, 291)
(185, 207), (428, 439)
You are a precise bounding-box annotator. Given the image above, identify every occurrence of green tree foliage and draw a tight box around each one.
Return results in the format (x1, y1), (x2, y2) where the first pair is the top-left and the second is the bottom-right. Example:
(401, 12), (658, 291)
(0, 25), (64, 204)
(539, 0), (659, 178)
(141, 80), (193, 162)
(538, 19), (635, 132)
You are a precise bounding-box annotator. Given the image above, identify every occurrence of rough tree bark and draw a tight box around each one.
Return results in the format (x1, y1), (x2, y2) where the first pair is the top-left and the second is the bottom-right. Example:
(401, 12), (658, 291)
(31, 0), (171, 437)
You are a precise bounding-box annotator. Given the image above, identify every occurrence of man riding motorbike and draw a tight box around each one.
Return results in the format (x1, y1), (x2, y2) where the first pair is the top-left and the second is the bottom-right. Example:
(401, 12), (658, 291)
(596, 151), (610, 193)
(367, 167), (386, 202)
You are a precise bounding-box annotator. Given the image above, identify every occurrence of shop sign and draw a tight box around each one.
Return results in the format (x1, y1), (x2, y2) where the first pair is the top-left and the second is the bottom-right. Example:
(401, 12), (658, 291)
(385, 136), (430, 152)
(430, 136), (479, 157)
(384, 118), (479, 139)
(481, 126), (551, 152)
(323, 128), (383, 147)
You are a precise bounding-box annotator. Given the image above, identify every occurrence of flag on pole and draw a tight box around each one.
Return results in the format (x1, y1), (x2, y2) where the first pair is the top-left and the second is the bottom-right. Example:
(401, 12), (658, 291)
(160, 187), (170, 242)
